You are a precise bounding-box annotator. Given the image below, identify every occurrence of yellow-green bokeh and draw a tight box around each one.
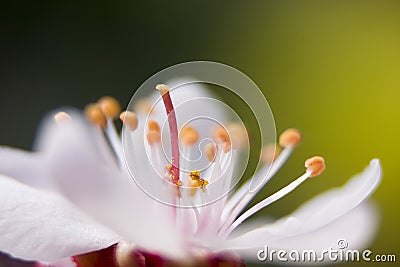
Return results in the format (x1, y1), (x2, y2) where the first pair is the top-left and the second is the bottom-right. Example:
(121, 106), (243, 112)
(212, 1), (399, 266)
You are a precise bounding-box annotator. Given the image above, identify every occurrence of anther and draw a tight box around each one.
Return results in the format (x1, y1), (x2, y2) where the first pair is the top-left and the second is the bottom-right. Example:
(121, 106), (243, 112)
(148, 120), (160, 133)
(134, 98), (154, 114)
(205, 143), (217, 162)
(279, 128), (302, 147)
(84, 104), (107, 129)
(98, 96), (121, 119)
(147, 131), (161, 145)
(227, 123), (247, 149)
(213, 126), (231, 153)
(54, 112), (72, 124)
(189, 170), (209, 195)
(305, 156), (326, 177)
(119, 111), (138, 131)
(261, 144), (281, 164)
(179, 125), (199, 146)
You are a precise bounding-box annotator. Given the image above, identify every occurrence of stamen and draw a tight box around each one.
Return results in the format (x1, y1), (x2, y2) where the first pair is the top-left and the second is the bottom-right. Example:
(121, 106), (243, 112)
(222, 168), (314, 237)
(305, 156), (326, 177)
(84, 104), (107, 129)
(179, 125), (199, 146)
(54, 112), (72, 124)
(148, 120), (160, 132)
(156, 84), (180, 185)
(219, 144), (295, 232)
(98, 96), (121, 119)
(146, 120), (161, 145)
(205, 143), (218, 162)
(119, 111), (138, 131)
(134, 98), (154, 114)
(261, 144), (281, 165)
(279, 128), (302, 147)
(147, 131), (161, 145)
(213, 123), (247, 153)
(213, 127), (231, 153)
(188, 170), (209, 196)
(227, 123), (247, 149)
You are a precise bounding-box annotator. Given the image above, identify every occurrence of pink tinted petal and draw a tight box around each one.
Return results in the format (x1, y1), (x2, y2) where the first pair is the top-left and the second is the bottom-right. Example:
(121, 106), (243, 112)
(0, 175), (119, 262)
(0, 147), (53, 191)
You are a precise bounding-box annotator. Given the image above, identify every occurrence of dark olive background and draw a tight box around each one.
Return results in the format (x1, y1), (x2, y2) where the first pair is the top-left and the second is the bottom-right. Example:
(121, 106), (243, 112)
(1, 1), (399, 266)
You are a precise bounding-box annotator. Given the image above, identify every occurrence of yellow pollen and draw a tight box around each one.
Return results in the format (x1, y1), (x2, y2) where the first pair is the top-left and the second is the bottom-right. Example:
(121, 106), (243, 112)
(179, 125), (199, 146)
(148, 120), (160, 133)
(84, 104), (107, 129)
(305, 156), (326, 177)
(279, 128), (302, 147)
(54, 112), (72, 124)
(189, 170), (209, 195)
(119, 111), (138, 131)
(134, 98), (154, 114)
(146, 131), (161, 145)
(164, 165), (182, 188)
(155, 84), (170, 95)
(98, 96), (121, 119)
(261, 144), (281, 164)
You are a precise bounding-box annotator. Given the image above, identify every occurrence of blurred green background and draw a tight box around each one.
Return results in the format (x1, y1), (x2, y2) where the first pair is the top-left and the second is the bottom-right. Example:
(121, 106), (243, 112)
(1, 1), (399, 266)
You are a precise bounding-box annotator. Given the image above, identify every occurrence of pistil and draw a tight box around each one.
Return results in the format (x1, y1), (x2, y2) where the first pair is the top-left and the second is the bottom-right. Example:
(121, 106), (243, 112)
(155, 84), (181, 185)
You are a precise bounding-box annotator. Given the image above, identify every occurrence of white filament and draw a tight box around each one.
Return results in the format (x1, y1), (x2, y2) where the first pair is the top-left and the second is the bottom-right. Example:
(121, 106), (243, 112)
(221, 170), (312, 237)
(220, 146), (294, 229)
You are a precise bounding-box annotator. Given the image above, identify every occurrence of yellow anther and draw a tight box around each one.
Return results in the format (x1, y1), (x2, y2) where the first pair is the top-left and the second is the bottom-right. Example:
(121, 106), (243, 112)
(146, 131), (161, 145)
(134, 98), (154, 114)
(261, 144), (281, 165)
(305, 156), (326, 177)
(213, 123), (247, 153)
(54, 112), (72, 124)
(179, 125), (199, 146)
(98, 96), (121, 119)
(213, 126), (231, 153)
(189, 170), (209, 194)
(189, 170), (201, 180)
(279, 128), (302, 147)
(227, 123), (247, 149)
(119, 111), (138, 131)
(155, 84), (170, 95)
(213, 126), (230, 143)
(148, 120), (160, 133)
(205, 143), (217, 162)
(84, 104), (107, 129)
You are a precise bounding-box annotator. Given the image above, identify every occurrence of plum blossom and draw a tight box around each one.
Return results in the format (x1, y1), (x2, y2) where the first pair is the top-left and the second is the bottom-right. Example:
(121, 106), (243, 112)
(0, 84), (381, 267)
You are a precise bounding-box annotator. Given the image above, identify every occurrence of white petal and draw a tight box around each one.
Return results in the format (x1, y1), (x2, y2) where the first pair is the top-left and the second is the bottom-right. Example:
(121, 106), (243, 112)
(36, 112), (181, 254)
(0, 146), (54, 191)
(0, 175), (119, 262)
(227, 202), (379, 264)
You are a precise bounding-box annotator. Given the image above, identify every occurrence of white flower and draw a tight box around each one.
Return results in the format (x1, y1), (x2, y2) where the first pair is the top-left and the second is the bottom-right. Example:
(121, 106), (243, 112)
(0, 84), (381, 266)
